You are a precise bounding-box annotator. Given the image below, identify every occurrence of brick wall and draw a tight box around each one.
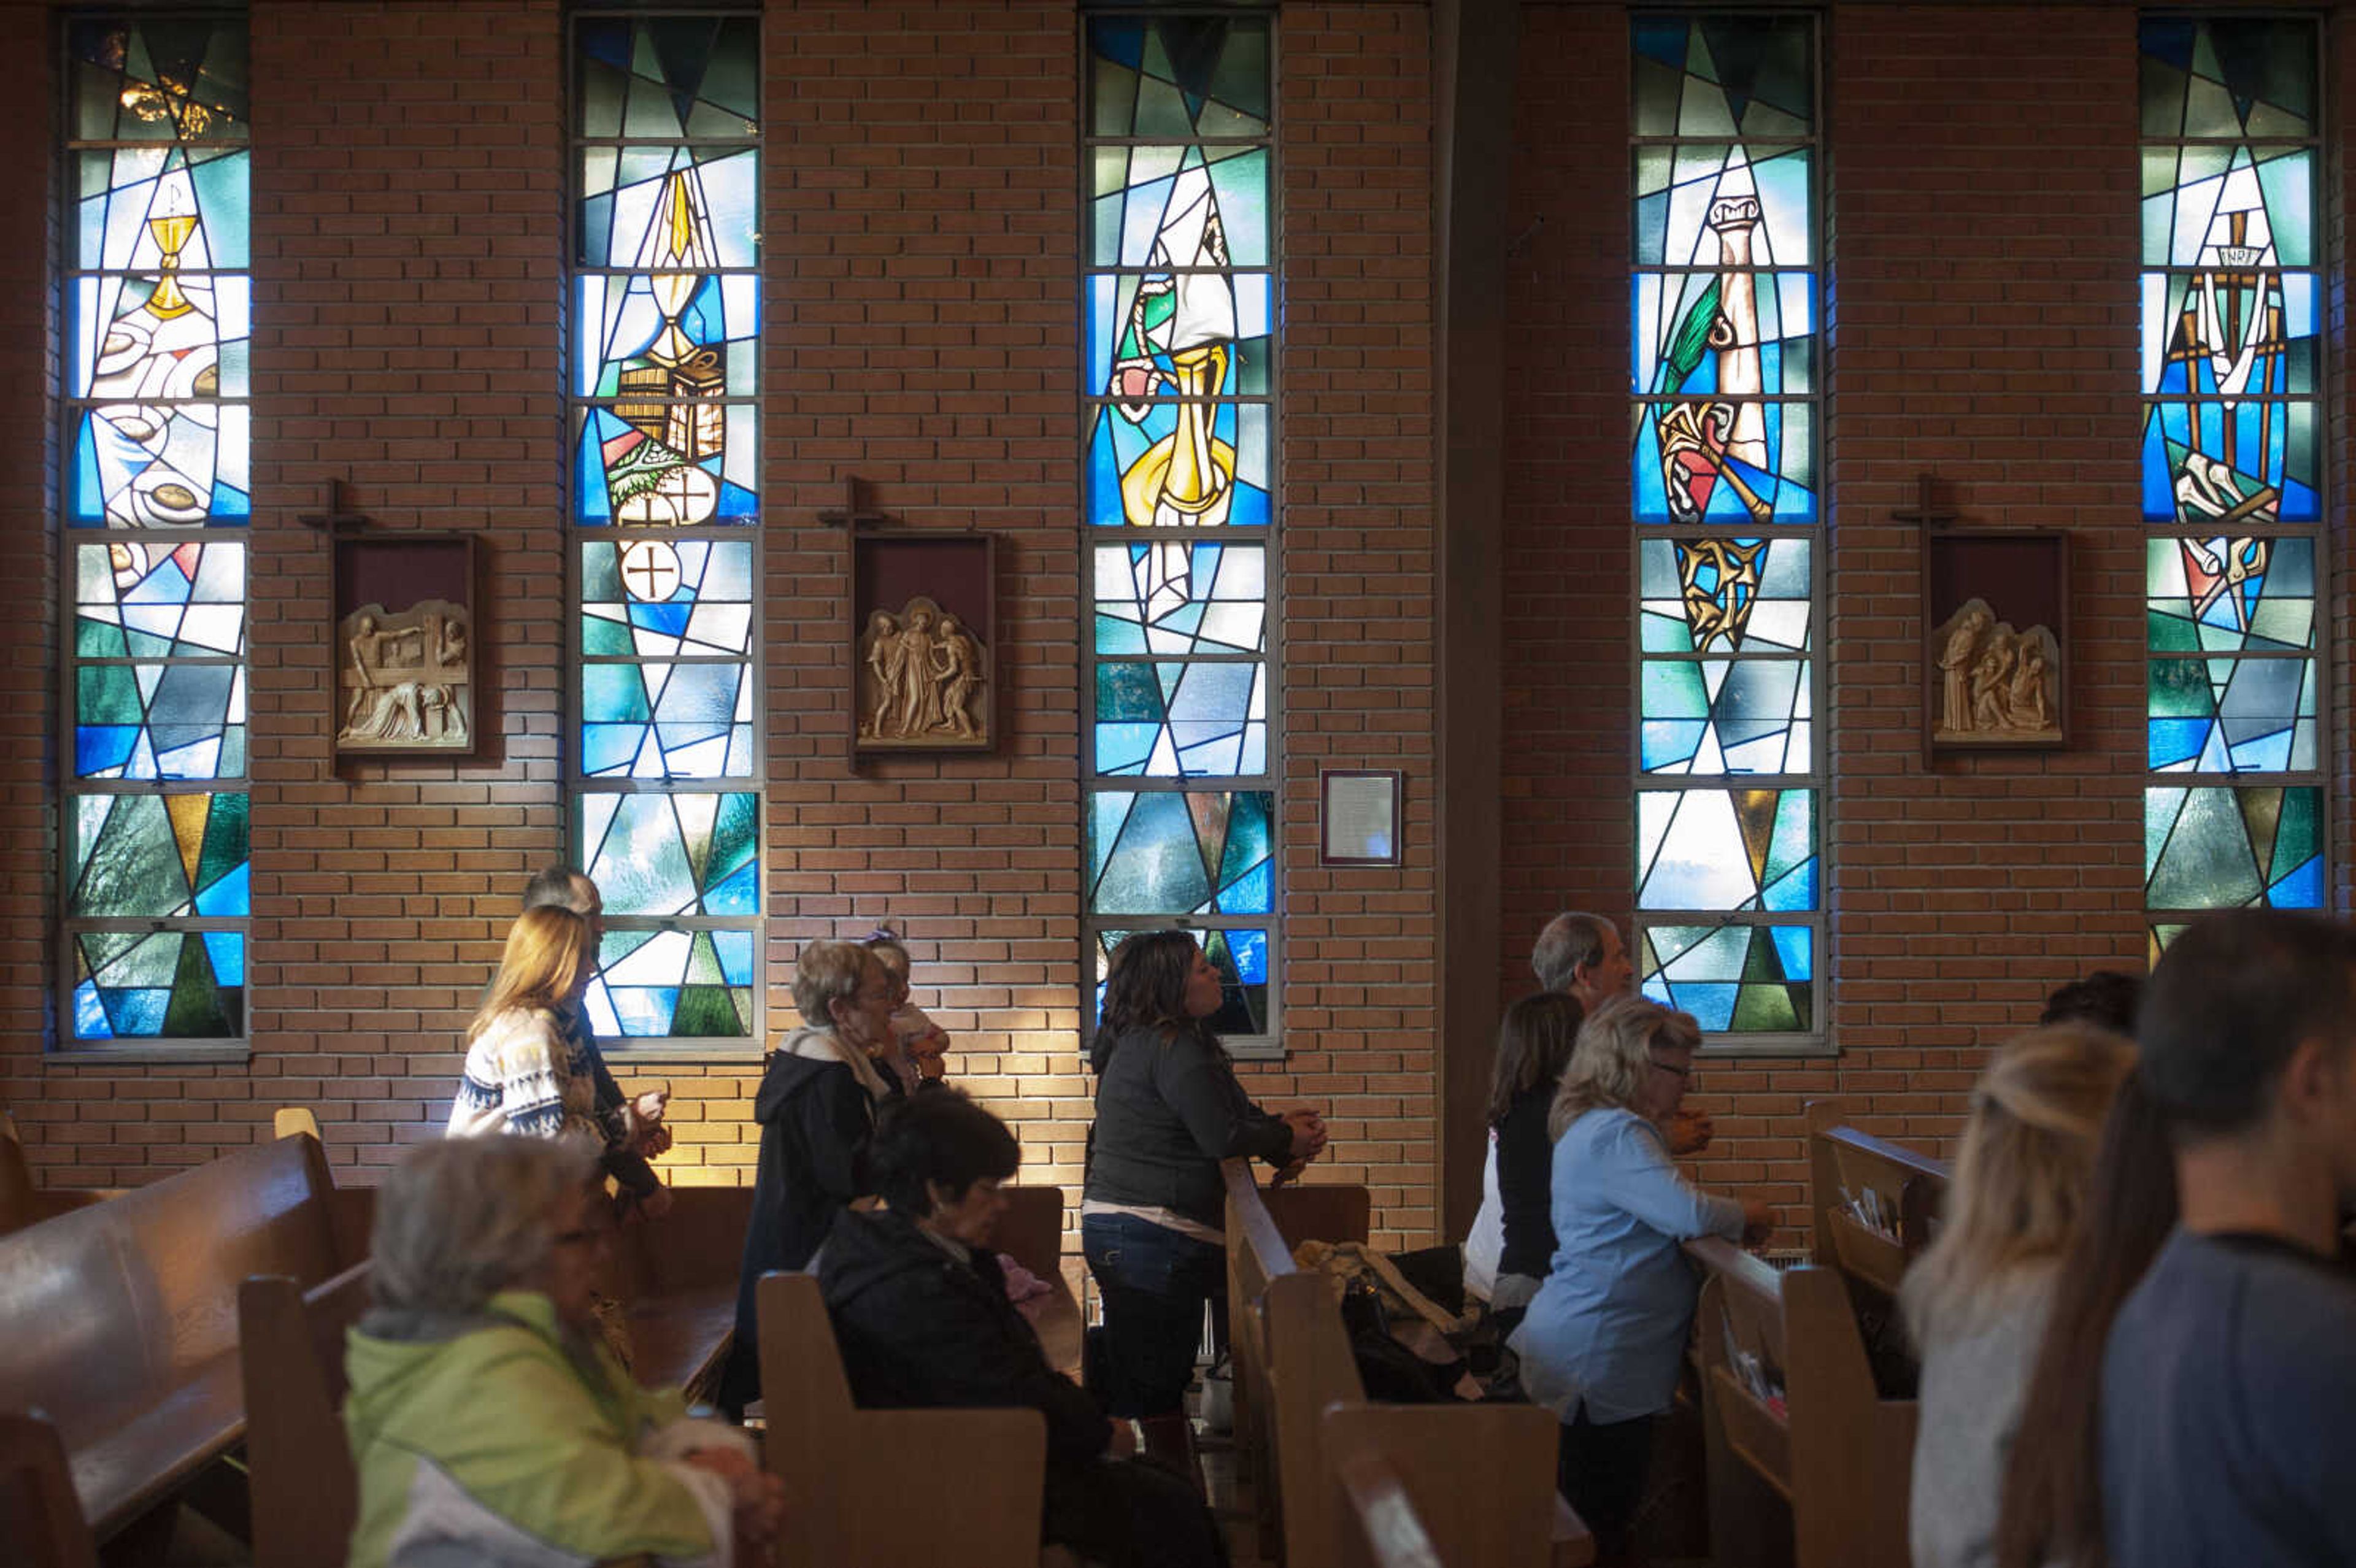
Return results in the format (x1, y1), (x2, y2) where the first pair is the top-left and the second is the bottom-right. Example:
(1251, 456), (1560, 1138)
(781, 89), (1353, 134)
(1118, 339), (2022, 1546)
(13, 0), (2349, 1250)
(0, 0), (1442, 1247)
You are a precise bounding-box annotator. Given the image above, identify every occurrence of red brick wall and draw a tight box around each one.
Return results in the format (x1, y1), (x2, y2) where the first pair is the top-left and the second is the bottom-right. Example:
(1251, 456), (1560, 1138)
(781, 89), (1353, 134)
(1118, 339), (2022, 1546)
(0, 1), (1442, 1247)
(1497, 1), (2261, 1234)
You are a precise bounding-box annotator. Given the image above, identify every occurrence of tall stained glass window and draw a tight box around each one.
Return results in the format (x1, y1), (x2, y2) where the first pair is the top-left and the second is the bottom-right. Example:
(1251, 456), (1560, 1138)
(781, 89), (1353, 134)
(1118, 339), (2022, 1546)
(1082, 13), (1278, 1043)
(1630, 15), (1821, 1043)
(63, 16), (250, 1046)
(2140, 18), (2325, 956)
(569, 13), (762, 1042)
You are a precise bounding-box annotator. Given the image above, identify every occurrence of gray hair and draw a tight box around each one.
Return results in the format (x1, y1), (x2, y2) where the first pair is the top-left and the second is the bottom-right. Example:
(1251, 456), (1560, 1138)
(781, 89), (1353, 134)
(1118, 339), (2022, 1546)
(794, 939), (879, 1028)
(1548, 994), (1701, 1140)
(1532, 912), (1616, 994)
(522, 864), (594, 916)
(371, 1136), (596, 1318)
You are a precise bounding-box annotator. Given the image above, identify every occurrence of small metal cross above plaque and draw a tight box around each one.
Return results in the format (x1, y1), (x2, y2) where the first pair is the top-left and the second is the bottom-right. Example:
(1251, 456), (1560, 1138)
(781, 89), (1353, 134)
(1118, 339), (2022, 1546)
(298, 478), (372, 532)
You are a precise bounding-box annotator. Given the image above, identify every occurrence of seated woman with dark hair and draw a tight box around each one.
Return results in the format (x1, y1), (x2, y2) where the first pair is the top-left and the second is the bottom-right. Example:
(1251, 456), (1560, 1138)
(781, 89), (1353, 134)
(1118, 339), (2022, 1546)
(820, 1090), (1226, 1568)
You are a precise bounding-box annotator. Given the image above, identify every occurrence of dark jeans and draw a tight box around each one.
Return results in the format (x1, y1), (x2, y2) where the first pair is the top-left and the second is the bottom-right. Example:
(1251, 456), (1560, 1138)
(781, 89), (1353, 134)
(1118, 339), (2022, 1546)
(1082, 1212), (1225, 1419)
(1558, 1408), (1657, 1561)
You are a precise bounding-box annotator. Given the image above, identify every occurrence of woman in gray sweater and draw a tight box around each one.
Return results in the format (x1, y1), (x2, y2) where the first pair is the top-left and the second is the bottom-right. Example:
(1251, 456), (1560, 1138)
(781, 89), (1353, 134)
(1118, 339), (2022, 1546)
(1900, 1021), (2136, 1568)
(1082, 931), (1325, 1475)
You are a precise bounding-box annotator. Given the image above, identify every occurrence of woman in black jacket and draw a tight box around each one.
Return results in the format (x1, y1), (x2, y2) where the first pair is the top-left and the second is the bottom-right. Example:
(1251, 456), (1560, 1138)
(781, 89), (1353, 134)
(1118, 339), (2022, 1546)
(1485, 991), (1586, 1334)
(823, 1091), (1226, 1568)
(1082, 931), (1326, 1474)
(716, 937), (898, 1415)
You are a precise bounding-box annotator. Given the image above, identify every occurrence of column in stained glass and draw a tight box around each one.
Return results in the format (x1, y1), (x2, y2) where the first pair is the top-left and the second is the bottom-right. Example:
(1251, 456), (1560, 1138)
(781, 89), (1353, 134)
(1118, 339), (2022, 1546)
(1630, 15), (1820, 1041)
(1084, 14), (1278, 1042)
(63, 16), (250, 1042)
(570, 13), (762, 1040)
(2139, 18), (2325, 960)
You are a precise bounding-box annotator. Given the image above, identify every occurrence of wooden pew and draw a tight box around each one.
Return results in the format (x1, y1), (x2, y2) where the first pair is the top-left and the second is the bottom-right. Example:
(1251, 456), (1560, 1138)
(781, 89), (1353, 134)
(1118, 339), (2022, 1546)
(1265, 1270), (1592, 1568)
(280, 1107), (750, 1401)
(0, 1413), (98, 1568)
(1222, 1158), (1372, 1555)
(1322, 1399), (1561, 1568)
(1687, 1237), (1917, 1568)
(995, 1183), (1084, 1378)
(237, 1266), (369, 1568)
(0, 1112), (112, 1239)
(0, 1133), (345, 1549)
(1803, 1101), (1949, 1296)
(755, 1270), (1045, 1568)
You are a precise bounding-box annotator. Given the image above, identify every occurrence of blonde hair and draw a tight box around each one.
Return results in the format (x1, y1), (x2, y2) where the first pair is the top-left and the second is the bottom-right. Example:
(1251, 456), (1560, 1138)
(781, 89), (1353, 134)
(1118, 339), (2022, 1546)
(471, 906), (591, 1044)
(793, 939), (880, 1028)
(371, 1136), (597, 1317)
(1900, 1023), (2138, 1348)
(1548, 994), (1700, 1140)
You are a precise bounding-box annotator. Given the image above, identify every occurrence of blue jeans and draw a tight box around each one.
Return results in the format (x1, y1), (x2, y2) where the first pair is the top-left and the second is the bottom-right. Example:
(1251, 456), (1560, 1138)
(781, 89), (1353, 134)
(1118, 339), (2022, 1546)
(1082, 1212), (1225, 1418)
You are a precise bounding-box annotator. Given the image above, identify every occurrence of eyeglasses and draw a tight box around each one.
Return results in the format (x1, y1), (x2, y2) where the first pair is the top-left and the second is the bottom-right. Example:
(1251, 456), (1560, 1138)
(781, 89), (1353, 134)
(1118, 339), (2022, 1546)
(1649, 1058), (1692, 1080)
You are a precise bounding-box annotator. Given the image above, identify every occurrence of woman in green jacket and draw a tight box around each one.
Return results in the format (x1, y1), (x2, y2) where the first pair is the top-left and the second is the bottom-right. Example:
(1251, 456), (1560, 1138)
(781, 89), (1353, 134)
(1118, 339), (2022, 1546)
(345, 1136), (788, 1567)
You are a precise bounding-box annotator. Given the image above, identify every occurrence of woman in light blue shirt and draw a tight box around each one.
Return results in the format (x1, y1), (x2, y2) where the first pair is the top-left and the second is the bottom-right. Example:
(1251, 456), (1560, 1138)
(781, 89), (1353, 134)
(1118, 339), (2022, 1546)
(1509, 995), (1770, 1556)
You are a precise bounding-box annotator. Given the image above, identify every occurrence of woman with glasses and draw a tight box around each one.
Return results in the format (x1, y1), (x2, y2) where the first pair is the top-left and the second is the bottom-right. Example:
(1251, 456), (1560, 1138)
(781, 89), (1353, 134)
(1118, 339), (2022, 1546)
(1511, 994), (1772, 1561)
(345, 1136), (788, 1568)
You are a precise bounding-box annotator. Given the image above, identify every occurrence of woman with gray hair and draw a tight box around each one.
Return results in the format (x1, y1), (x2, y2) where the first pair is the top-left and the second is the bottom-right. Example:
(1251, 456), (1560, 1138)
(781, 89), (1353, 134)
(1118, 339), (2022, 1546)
(717, 937), (899, 1413)
(1509, 994), (1772, 1561)
(344, 1136), (787, 1567)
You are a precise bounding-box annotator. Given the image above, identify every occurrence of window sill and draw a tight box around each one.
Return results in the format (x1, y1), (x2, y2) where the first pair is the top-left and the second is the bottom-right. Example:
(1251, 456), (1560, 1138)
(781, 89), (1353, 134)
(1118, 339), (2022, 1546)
(49, 1041), (252, 1066)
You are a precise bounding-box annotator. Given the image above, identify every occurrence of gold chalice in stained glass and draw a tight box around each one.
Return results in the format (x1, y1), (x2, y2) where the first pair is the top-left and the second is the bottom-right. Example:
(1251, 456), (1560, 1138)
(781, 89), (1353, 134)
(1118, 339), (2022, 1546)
(145, 210), (199, 320)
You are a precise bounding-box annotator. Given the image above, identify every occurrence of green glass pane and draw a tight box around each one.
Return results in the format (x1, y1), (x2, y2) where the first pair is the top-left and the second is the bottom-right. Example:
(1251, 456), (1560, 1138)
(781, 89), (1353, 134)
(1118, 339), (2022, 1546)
(162, 929), (234, 1036)
(71, 794), (187, 916)
(671, 984), (743, 1037)
(194, 790), (248, 901)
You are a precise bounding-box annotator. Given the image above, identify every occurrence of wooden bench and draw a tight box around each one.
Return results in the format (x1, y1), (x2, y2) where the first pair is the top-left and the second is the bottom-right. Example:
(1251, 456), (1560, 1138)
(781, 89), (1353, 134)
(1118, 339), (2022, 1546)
(1322, 1396), (1561, 1568)
(1, 1413), (98, 1568)
(1265, 1270), (1593, 1568)
(0, 1112), (112, 1239)
(280, 1106), (750, 1402)
(237, 1266), (369, 1568)
(996, 1183), (1084, 1378)
(1687, 1237), (1917, 1568)
(1223, 1158), (1372, 1555)
(1803, 1102), (1950, 1296)
(755, 1269), (1045, 1568)
(0, 1132), (346, 1550)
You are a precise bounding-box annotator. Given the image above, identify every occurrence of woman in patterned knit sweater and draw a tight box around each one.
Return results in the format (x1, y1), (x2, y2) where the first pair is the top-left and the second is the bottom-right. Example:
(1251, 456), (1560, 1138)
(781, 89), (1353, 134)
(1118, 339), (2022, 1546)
(450, 906), (604, 1144)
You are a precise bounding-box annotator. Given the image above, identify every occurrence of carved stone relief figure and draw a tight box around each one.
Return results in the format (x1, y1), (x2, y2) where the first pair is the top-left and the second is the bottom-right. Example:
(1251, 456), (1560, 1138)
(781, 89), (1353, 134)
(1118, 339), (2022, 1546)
(1928, 597), (2062, 744)
(858, 594), (989, 747)
(337, 599), (472, 749)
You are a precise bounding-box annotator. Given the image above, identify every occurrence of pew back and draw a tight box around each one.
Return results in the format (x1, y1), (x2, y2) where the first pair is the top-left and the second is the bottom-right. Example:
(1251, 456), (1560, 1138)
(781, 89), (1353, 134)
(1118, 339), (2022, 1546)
(995, 1184), (1084, 1377)
(756, 1270), (1046, 1568)
(239, 1264), (369, 1568)
(1687, 1239), (1916, 1568)
(0, 1412), (98, 1568)
(0, 1132), (343, 1539)
(1322, 1401), (1561, 1568)
(0, 1112), (110, 1240)
(1804, 1102), (1949, 1297)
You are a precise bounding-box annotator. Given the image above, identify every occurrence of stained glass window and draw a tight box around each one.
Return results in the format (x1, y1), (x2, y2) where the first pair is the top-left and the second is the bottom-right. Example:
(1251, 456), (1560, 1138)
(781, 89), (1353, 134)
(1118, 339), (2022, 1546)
(1631, 16), (1821, 1043)
(63, 17), (250, 1044)
(570, 13), (762, 1040)
(2140, 18), (2324, 959)
(1084, 14), (1279, 1045)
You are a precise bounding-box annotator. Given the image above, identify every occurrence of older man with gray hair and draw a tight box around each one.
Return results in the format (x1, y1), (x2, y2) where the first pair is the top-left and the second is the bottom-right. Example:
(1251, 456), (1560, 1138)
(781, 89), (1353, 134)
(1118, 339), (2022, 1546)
(1465, 910), (1708, 1305)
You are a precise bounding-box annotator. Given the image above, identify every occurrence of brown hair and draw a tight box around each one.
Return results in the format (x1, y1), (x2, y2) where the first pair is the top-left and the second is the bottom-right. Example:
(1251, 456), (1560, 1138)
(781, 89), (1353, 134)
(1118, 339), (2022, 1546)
(1992, 1072), (2179, 1568)
(1487, 992), (1586, 1128)
(1091, 930), (1215, 1074)
(1899, 1023), (2136, 1348)
(471, 906), (591, 1044)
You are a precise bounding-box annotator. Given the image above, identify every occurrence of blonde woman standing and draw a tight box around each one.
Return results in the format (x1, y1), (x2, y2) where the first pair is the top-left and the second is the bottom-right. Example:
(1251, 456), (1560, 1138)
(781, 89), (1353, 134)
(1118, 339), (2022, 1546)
(1901, 1023), (2136, 1568)
(450, 906), (602, 1143)
(1511, 995), (1771, 1561)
